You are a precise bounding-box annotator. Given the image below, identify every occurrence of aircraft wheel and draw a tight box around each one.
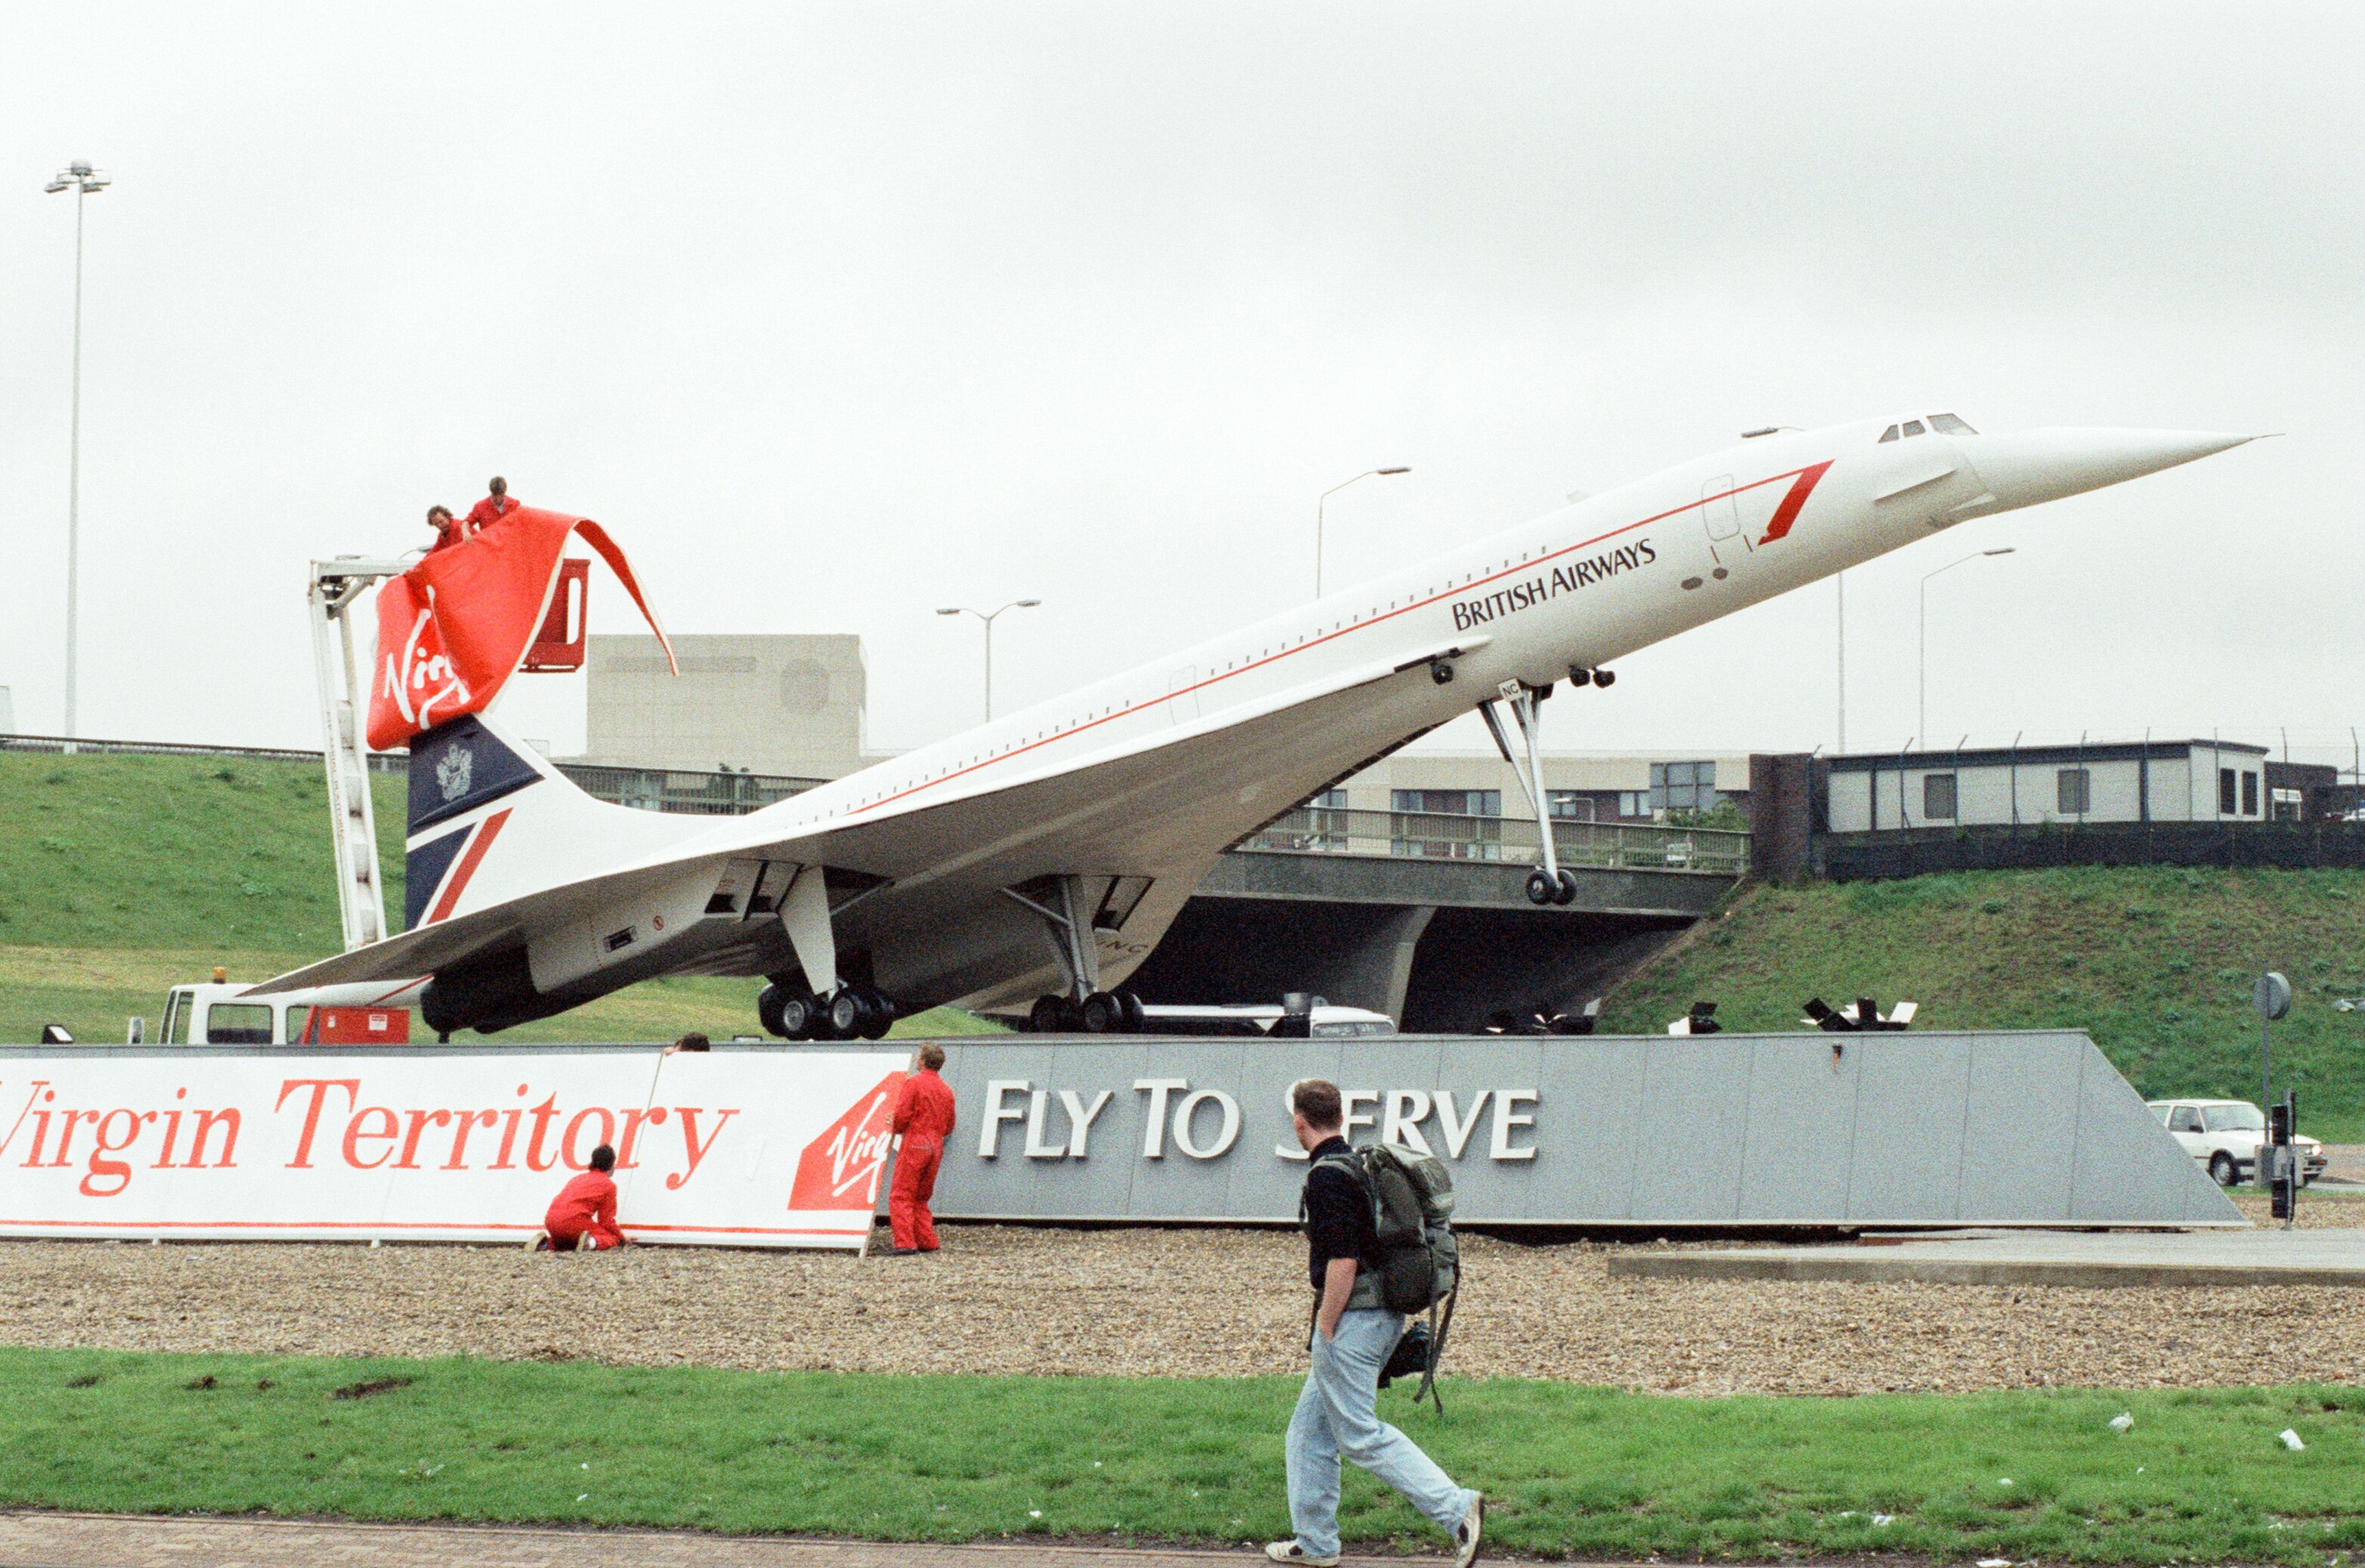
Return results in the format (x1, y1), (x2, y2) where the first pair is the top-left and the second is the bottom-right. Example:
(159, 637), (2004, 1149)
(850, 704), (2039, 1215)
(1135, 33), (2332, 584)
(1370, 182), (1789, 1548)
(1554, 868), (1580, 906)
(757, 982), (791, 1039)
(830, 987), (890, 1041)
(1594, 667), (1615, 687)
(1120, 990), (1148, 1032)
(1546, 1011), (1593, 1036)
(1080, 991), (1127, 1033)
(1525, 869), (1557, 906)
(858, 989), (897, 1041)
(1028, 994), (1075, 1034)
(778, 991), (828, 1041)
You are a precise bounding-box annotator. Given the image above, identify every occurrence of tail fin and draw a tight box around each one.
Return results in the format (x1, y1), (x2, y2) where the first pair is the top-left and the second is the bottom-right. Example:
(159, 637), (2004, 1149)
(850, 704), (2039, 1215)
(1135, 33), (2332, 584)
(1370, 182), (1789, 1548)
(402, 712), (704, 930)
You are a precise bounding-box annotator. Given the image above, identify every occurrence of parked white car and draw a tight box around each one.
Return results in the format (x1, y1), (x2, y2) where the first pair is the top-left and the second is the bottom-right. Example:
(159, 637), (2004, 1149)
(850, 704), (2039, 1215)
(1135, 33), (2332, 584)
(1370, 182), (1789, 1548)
(2148, 1098), (2327, 1187)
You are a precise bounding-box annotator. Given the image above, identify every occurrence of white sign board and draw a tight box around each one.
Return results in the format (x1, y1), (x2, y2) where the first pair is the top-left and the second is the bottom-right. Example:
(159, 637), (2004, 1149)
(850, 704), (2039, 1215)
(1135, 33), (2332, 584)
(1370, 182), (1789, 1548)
(0, 1048), (909, 1249)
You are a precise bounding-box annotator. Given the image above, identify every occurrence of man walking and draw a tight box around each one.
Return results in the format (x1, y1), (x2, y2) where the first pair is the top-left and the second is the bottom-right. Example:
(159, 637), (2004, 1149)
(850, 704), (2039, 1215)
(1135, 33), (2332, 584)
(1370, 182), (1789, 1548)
(1267, 1079), (1482, 1566)
(887, 1041), (955, 1255)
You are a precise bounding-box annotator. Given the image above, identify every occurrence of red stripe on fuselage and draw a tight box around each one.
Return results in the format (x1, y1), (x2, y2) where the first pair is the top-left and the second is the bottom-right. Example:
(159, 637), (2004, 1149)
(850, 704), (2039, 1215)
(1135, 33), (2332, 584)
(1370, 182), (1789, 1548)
(850, 460), (1832, 817)
(1757, 461), (1832, 545)
(426, 808), (511, 924)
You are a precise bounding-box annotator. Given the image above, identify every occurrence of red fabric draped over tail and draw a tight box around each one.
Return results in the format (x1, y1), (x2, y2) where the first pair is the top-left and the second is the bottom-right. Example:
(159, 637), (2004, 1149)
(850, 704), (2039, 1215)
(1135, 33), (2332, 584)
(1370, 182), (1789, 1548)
(367, 506), (675, 751)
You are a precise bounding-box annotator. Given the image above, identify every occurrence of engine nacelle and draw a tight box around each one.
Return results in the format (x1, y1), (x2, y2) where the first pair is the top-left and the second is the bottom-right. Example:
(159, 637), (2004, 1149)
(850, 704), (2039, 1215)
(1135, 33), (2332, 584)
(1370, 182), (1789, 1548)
(420, 947), (569, 1035)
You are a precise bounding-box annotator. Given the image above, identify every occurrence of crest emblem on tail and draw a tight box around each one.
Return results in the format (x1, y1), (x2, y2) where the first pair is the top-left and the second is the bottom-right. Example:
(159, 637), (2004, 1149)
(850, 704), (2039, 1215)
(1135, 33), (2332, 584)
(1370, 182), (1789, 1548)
(435, 746), (474, 803)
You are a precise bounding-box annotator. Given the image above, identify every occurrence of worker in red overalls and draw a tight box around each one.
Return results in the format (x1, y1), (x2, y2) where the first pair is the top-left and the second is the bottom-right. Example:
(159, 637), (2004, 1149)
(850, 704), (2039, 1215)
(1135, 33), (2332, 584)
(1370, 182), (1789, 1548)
(533, 1142), (627, 1252)
(425, 504), (466, 553)
(888, 1042), (956, 1256)
(465, 474), (520, 531)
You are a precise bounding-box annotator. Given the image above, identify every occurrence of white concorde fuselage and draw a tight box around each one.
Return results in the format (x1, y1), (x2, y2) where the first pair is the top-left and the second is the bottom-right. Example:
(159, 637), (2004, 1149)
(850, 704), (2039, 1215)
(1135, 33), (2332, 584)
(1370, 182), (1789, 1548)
(736, 413), (2250, 835)
(260, 409), (2256, 1027)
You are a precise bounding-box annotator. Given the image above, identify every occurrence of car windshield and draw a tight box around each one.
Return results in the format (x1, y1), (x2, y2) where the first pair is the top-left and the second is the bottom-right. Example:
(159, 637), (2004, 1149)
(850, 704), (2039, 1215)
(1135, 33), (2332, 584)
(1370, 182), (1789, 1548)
(2203, 1104), (2265, 1132)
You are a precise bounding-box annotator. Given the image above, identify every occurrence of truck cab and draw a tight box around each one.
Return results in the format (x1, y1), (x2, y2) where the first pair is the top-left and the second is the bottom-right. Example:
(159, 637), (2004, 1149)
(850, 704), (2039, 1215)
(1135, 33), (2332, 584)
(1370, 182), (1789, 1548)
(157, 980), (417, 1046)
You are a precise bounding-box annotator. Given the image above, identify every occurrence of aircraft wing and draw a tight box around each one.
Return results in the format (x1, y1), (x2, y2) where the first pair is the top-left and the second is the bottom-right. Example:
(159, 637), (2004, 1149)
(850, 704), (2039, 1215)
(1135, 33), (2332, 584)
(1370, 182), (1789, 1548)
(251, 632), (1484, 995)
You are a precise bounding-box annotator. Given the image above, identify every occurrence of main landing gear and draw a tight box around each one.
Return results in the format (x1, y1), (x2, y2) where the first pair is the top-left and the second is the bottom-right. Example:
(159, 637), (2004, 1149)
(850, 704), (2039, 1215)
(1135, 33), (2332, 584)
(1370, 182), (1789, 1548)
(759, 980), (897, 1041)
(1026, 989), (1148, 1035)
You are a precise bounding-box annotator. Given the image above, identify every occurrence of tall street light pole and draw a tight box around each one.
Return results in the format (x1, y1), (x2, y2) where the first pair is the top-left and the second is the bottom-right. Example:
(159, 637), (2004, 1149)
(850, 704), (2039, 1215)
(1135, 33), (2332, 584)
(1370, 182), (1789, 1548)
(936, 599), (1041, 722)
(1836, 573), (1846, 753)
(1315, 467), (1409, 597)
(45, 161), (111, 745)
(1919, 547), (2016, 746)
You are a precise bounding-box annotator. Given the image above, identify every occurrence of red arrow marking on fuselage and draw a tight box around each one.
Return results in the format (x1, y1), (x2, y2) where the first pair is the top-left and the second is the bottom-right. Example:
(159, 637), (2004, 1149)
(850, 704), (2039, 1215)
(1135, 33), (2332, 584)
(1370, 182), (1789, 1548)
(1757, 461), (1833, 545)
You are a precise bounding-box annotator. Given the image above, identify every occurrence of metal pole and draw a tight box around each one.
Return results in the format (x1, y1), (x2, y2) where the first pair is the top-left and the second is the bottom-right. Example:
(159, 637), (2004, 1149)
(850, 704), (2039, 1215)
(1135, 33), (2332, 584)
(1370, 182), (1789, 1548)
(1836, 573), (1845, 752)
(1315, 468), (1408, 599)
(982, 612), (995, 724)
(1916, 571), (1925, 748)
(65, 186), (86, 746)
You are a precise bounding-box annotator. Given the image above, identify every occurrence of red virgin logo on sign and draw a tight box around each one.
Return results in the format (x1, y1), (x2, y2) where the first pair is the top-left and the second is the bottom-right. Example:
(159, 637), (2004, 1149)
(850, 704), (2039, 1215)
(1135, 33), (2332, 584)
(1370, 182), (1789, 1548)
(789, 1073), (904, 1211)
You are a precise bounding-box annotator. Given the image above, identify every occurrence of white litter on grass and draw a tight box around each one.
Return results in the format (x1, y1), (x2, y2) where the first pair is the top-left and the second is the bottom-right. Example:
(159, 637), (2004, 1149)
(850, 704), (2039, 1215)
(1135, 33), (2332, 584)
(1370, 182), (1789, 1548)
(2110, 1413), (2134, 1432)
(1029, 1510), (1043, 1519)
(1998, 1477), (2013, 1486)
(1978, 1557), (2012, 1566)
(576, 1493), (589, 1502)
(2281, 1429), (2306, 1451)
(1872, 1515), (1895, 1527)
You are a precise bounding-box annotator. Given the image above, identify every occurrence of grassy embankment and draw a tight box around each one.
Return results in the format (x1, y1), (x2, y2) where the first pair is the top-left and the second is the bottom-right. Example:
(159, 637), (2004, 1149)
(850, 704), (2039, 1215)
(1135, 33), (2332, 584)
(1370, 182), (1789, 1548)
(0, 752), (999, 1044)
(3, 1347), (2360, 1563)
(1601, 865), (2365, 1142)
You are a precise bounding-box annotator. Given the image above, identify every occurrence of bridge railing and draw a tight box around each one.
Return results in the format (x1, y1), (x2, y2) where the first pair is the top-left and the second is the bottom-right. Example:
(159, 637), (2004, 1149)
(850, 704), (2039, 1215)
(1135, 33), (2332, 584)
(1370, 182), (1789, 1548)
(1238, 806), (1749, 875)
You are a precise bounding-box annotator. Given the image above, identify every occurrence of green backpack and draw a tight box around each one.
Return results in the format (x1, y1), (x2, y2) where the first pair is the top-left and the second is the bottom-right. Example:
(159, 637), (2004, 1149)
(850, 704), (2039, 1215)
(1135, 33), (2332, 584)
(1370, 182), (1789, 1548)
(1308, 1140), (1463, 1409)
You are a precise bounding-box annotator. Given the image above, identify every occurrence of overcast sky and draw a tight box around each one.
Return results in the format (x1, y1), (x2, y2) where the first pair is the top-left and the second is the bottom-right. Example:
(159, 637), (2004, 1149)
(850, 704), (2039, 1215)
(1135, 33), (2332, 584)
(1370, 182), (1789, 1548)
(3, 3), (2359, 770)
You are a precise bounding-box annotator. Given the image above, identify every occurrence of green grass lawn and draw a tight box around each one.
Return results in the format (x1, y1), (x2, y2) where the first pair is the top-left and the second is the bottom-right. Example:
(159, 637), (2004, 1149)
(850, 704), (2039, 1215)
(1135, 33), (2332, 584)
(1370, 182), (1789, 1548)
(0, 752), (1002, 1044)
(1, 1348), (2358, 1561)
(1603, 866), (2365, 1142)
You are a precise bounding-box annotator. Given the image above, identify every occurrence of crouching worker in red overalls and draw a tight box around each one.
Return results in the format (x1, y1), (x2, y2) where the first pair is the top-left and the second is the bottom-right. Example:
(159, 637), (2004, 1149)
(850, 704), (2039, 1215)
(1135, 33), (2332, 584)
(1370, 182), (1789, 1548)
(888, 1042), (955, 1256)
(533, 1143), (627, 1252)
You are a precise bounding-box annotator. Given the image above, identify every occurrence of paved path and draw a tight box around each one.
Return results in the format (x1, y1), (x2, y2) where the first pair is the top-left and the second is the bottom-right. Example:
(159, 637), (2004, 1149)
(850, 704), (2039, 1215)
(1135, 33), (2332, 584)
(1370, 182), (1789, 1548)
(0, 1512), (1417, 1568)
(1613, 1226), (2365, 1287)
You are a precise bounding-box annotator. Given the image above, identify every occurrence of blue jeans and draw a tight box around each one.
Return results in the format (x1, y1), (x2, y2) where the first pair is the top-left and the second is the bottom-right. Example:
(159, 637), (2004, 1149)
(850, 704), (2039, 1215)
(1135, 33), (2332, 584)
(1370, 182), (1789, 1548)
(1286, 1306), (1477, 1558)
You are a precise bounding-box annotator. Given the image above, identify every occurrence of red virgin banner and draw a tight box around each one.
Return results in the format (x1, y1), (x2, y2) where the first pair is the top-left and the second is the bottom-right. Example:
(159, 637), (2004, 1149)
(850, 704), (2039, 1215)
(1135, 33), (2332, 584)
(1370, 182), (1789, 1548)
(369, 506), (676, 751)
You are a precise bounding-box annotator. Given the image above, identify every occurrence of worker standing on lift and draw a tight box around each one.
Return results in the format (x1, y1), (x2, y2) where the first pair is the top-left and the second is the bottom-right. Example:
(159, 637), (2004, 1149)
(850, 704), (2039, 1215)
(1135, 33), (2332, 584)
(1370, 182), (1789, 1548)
(425, 505), (466, 553)
(466, 475), (520, 531)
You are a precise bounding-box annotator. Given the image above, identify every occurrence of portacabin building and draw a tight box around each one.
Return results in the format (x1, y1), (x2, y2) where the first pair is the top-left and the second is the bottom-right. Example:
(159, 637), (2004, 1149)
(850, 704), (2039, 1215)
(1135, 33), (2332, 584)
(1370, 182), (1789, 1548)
(1822, 739), (2270, 831)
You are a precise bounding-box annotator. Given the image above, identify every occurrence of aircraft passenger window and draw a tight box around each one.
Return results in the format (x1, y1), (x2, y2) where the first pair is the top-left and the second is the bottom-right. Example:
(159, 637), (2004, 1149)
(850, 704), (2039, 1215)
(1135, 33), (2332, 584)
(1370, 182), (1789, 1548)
(1928, 413), (1978, 435)
(1900, 419), (1926, 438)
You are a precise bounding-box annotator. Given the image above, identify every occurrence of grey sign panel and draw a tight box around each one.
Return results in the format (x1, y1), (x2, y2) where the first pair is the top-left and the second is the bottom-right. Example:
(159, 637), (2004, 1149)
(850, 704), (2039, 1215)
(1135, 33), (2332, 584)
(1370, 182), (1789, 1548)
(1736, 1035), (1859, 1223)
(930, 1030), (2239, 1230)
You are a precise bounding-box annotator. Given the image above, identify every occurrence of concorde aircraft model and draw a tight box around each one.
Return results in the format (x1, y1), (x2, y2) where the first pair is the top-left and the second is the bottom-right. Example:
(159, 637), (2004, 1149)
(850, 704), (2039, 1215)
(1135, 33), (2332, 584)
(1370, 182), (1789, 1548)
(256, 413), (2255, 1038)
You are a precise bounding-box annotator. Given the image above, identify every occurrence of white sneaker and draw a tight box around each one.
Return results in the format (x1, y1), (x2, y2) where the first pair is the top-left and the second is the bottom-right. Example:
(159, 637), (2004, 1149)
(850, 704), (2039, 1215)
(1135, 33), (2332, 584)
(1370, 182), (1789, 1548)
(1263, 1543), (1339, 1565)
(1453, 1492), (1486, 1566)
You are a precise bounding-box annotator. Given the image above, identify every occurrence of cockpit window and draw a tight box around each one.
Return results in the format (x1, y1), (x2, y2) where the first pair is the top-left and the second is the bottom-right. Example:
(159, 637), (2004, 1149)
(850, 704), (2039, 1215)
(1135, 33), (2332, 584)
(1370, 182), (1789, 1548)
(1929, 412), (1978, 435)
(1878, 424), (1900, 443)
(1900, 419), (1926, 438)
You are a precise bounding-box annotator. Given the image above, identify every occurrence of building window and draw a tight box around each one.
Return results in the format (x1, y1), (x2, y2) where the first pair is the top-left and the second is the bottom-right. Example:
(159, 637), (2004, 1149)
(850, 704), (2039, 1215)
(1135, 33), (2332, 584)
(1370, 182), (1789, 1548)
(1392, 789), (1499, 817)
(2057, 768), (2091, 815)
(1547, 790), (1595, 822)
(2219, 767), (2237, 815)
(1923, 773), (1958, 820)
(1618, 791), (1649, 820)
(2242, 771), (2259, 816)
(1650, 761), (1722, 816)
(2272, 787), (2303, 822)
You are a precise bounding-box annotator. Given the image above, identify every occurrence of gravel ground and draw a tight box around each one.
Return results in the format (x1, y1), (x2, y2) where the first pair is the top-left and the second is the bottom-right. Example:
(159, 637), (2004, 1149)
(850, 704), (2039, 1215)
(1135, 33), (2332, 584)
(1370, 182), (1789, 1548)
(2, 1192), (2360, 1395)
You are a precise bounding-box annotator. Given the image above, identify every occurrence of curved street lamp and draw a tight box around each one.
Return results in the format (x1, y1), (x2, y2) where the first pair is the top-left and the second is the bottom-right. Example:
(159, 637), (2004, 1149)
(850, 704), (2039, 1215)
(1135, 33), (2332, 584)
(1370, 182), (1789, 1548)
(1316, 468), (1409, 598)
(1919, 547), (2015, 746)
(45, 161), (111, 744)
(937, 599), (1041, 722)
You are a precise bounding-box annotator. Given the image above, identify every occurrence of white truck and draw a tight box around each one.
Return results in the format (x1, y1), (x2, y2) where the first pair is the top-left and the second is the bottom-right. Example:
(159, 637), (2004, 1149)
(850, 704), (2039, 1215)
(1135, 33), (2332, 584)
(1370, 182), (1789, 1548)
(154, 972), (425, 1047)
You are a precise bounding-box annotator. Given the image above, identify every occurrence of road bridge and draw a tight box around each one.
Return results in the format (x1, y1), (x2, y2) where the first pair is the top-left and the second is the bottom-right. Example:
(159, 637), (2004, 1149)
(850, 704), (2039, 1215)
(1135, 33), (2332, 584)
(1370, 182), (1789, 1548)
(1127, 806), (1745, 1030)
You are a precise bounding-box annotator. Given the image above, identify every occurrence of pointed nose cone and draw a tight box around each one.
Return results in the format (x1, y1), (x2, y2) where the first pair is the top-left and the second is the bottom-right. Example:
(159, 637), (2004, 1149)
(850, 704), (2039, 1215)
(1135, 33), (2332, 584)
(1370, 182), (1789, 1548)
(1965, 428), (2254, 514)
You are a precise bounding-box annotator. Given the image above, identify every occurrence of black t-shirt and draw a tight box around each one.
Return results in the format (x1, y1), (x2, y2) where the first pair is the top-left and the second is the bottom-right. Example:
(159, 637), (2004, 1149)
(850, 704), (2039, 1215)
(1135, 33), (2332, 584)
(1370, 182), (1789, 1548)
(1300, 1135), (1377, 1293)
